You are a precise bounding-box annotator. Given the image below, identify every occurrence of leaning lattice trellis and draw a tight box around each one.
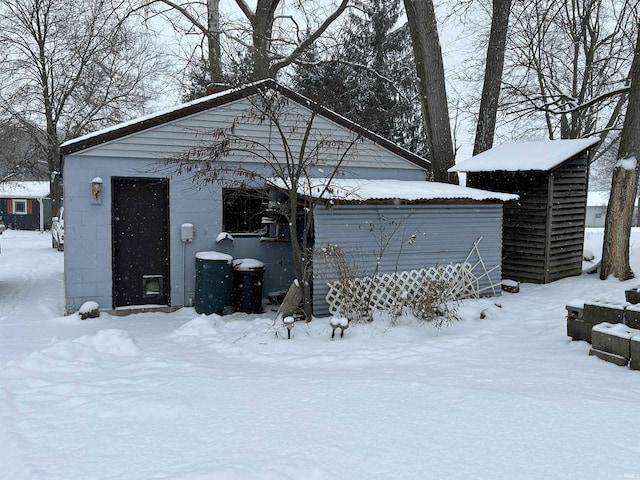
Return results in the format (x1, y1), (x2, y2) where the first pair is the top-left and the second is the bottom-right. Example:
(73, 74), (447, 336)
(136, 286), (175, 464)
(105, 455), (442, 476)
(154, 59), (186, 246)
(325, 237), (500, 317)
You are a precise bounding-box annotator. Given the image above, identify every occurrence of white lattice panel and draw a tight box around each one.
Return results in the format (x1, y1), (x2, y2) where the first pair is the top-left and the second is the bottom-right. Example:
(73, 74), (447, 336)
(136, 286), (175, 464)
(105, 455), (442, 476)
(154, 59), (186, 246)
(325, 263), (481, 316)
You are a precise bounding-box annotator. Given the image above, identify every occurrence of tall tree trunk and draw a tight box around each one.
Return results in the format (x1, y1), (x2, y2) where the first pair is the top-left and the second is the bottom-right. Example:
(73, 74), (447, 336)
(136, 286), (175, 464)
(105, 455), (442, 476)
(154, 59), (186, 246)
(601, 160), (637, 280)
(403, 0), (457, 183)
(473, 0), (512, 156)
(207, 0), (222, 82)
(248, 0), (279, 80)
(600, 28), (640, 280)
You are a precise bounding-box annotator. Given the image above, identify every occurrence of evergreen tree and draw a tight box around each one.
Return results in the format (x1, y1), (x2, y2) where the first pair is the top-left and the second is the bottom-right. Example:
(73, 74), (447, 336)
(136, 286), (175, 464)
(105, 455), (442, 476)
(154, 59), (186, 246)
(292, 0), (424, 155)
(182, 57), (212, 102)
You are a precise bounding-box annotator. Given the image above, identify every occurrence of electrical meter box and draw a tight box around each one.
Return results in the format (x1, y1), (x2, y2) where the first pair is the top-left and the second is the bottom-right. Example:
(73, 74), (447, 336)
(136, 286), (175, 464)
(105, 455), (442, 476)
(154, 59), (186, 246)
(181, 223), (194, 242)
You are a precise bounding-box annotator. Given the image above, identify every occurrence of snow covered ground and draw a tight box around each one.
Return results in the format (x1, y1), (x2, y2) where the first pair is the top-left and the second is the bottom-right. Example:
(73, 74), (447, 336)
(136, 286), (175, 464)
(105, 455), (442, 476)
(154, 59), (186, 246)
(1, 229), (639, 480)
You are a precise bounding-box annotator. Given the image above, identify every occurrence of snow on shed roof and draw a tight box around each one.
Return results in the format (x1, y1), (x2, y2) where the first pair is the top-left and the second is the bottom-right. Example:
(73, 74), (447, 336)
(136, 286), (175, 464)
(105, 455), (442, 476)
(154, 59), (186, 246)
(449, 138), (599, 173)
(0, 181), (50, 199)
(270, 178), (518, 203)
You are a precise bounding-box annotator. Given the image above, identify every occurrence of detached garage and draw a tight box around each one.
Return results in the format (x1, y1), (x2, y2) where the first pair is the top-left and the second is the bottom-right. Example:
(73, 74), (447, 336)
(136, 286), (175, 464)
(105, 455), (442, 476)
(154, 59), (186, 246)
(60, 79), (516, 316)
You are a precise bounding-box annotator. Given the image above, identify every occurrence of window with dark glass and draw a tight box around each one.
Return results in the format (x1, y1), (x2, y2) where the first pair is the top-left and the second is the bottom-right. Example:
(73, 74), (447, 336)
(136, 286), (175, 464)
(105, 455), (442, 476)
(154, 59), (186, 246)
(13, 199), (27, 215)
(222, 189), (265, 234)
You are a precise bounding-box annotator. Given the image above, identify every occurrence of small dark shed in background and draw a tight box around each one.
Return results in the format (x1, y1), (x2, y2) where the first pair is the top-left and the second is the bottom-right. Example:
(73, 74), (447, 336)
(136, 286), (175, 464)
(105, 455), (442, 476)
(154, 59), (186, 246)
(450, 138), (599, 284)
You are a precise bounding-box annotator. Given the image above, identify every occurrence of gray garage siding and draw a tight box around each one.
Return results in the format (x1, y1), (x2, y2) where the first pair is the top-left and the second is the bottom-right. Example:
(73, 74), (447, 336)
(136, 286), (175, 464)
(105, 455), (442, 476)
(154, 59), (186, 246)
(73, 97), (424, 176)
(312, 203), (504, 317)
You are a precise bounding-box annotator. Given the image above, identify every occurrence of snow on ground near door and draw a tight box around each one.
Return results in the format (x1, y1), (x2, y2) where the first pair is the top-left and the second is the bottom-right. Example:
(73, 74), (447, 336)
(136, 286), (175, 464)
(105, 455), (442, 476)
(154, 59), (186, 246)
(0, 229), (639, 480)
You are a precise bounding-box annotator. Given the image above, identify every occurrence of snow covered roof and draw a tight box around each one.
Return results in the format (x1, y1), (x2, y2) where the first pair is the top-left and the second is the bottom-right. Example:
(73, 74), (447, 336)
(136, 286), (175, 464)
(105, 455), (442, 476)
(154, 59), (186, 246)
(60, 80), (430, 171)
(0, 181), (49, 199)
(270, 178), (518, 203)
(449, 138), (599, 173)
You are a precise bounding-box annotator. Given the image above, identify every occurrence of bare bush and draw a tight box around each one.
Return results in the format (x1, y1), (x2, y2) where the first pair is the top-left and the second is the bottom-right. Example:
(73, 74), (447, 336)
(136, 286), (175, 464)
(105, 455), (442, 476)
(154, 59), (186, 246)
(318, 244), (372, 323)
(409, 274), (461, 330)
(319, 244), (462, 329)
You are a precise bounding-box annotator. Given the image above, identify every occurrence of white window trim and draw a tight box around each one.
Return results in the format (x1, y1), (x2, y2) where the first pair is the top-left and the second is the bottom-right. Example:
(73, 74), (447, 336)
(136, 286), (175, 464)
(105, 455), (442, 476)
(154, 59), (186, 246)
(12, 199), (27, 215)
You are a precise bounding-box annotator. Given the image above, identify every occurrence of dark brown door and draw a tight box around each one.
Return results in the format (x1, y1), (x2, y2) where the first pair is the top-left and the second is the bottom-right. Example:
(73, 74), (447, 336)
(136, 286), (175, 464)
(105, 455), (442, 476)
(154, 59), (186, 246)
(112, 177), (169, 308)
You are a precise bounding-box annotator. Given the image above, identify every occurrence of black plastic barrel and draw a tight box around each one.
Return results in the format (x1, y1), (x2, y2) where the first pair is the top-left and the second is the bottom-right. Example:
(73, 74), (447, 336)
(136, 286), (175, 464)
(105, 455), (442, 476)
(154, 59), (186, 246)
(194, 251), (233, 315)
(232, 258), (265, 314)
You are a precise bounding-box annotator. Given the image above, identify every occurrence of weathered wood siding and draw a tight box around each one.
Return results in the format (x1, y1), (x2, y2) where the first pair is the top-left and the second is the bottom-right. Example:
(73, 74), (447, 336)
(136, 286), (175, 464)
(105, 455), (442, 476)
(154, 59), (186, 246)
(546, 155), (589, 282)
(312, 203), (505, 317)
(467, 154), (588, 284)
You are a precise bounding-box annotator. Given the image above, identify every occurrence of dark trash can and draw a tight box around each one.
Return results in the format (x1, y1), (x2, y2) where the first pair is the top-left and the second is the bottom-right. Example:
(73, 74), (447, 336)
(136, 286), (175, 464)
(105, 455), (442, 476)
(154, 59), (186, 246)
(233, 258), (265, 314)
(194, 251), (233, 315)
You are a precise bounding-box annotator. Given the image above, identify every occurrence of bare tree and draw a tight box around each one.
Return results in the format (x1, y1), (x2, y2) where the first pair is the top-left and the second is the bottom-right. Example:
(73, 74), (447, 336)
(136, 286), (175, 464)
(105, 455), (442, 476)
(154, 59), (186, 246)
(170, 84), (362, 319)
(137, 0), (350, 85)
(600, 26), (640, 280)
(403, 0), (457, 183)
(0, 0), (166, 212)
(0, 120), (48, 181)
(473, 0), (512, 155)
(502, 0), (635, 145)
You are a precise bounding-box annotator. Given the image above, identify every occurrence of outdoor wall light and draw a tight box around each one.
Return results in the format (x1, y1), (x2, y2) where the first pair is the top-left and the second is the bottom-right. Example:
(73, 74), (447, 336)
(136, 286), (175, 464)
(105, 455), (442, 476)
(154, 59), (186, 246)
(91, 177), (103, 204)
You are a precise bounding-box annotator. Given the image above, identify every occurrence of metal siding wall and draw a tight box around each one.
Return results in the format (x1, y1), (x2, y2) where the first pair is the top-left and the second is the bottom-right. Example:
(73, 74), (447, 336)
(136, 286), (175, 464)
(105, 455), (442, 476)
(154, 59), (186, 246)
(312, 203), (504, 316)
(78, 97), (426, 176)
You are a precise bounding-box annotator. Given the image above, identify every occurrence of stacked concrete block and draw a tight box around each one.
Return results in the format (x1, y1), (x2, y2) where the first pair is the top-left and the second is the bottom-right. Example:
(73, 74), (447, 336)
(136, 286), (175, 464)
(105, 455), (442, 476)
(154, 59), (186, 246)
(576, 300), (626, 343)
(625, 287), (640, 305)
(624, 304), (640, 329)
(566, 299), (589, 342)
(565, 296), (640, 370)
(589, 323), (639, 367)
(631, 336), (640, 371)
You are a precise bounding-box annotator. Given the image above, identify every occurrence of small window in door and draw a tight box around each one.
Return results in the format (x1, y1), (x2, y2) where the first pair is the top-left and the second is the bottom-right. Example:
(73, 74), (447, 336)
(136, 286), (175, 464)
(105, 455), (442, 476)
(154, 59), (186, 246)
(222, 189), (266, 235)
(12, 199), (27, 215)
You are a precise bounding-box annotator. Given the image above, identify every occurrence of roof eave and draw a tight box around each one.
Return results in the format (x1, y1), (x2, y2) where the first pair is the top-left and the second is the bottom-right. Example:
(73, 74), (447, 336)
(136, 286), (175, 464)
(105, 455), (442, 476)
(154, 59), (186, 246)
(60, 80), (430, 172)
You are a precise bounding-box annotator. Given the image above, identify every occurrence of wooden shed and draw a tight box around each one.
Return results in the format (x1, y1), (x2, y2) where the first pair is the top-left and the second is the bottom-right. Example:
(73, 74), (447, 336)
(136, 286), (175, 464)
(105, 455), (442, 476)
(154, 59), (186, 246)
(449, 138), (599, 284)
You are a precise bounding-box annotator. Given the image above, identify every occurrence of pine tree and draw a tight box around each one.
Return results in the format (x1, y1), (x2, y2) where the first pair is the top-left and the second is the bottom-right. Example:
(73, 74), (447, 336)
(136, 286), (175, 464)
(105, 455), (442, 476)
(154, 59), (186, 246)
(182, 57), (212, 102)
(292, 0), (423, 155)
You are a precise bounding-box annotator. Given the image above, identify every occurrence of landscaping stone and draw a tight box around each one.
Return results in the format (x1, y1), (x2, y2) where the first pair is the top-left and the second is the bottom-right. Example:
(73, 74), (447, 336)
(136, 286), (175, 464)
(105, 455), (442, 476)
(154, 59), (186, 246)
(588, 348), (629, 367)
(625, 287), (640, 304)
(583, 300), (626, 326)
(567, 317), (592, 342)
(630, 335), (640, 371)
(624, 304), (640, 329)
(591, 322), (638, 361)
(565, 299), (585, 320)
(79, 301), (100, 320)
(502, 279), (520, 294)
